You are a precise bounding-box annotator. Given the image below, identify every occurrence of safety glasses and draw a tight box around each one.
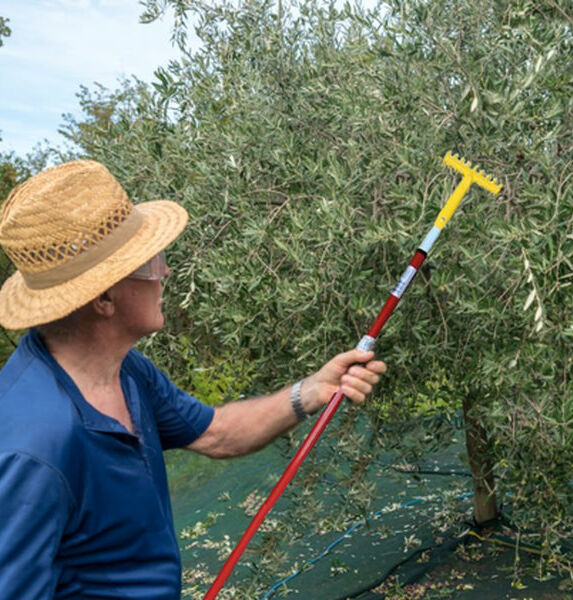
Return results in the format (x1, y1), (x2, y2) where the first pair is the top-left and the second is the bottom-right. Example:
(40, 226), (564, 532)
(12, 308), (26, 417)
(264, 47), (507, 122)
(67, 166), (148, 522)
(128, 251), (168, 281)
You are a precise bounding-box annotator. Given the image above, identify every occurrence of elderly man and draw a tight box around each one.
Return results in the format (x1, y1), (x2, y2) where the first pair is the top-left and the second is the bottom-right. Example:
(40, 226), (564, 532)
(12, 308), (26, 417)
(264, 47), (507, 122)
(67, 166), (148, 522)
(0, 160), (385, 599)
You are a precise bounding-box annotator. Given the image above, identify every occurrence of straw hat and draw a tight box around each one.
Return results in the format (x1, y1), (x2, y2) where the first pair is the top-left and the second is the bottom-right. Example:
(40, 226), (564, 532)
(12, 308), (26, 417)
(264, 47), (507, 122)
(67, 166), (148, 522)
(0, 160), (189, 330)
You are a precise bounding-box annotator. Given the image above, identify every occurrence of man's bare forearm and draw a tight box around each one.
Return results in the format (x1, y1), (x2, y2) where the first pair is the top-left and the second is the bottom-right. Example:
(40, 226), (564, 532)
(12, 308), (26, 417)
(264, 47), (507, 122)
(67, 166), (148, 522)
(187, 385), (299, 458)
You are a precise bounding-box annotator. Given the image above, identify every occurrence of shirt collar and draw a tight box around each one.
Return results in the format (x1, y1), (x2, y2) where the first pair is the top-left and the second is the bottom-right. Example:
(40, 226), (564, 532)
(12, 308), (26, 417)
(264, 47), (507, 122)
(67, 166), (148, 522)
(25, 329), (139, 437)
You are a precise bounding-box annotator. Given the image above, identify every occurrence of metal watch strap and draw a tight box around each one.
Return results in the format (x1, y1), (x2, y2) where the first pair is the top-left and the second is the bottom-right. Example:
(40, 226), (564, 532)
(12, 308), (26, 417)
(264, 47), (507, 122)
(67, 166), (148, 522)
(290, 379), (308, 421)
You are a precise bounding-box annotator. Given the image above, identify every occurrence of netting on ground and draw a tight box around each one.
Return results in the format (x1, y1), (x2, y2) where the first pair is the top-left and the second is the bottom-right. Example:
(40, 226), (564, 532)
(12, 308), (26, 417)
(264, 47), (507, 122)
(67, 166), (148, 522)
(166, 411), (571, 599)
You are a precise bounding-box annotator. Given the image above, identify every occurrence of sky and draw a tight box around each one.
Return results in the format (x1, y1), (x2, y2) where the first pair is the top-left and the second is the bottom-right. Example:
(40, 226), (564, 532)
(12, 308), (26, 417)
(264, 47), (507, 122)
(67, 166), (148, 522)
(0, 0), (182, 157)
(0, 0), (380, 159)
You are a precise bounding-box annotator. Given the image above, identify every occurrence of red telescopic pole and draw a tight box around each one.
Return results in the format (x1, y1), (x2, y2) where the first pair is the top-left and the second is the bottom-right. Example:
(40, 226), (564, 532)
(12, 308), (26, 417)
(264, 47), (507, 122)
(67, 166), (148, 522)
(203, 153), (502, 599)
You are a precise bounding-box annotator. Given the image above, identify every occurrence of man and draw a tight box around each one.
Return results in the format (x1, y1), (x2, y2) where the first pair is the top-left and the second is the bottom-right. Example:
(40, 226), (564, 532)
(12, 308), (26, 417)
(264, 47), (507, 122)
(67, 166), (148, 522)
(0, 160), (386, 599)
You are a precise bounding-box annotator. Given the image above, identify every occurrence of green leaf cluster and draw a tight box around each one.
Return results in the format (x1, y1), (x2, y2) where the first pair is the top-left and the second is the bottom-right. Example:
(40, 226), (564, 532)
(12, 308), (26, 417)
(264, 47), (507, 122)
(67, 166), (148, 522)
(139, 332), (255, 407)
(0, 16), (11, 48)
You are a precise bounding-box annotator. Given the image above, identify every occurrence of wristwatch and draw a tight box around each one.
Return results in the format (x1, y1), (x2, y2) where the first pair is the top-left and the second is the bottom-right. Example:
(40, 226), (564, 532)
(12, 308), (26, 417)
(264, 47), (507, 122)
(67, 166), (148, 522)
(290, 379), (308, 421)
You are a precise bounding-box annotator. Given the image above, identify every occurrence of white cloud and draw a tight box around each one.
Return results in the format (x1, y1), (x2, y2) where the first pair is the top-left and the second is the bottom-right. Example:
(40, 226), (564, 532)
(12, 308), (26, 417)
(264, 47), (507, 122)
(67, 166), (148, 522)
(0, 0), (181, 156)
(0, 0), (381, 157)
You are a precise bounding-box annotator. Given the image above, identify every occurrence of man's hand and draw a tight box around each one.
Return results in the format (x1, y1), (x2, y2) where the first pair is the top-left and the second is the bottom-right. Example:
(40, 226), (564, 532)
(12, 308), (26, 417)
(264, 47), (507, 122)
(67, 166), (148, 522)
(300, 349), (387, 415)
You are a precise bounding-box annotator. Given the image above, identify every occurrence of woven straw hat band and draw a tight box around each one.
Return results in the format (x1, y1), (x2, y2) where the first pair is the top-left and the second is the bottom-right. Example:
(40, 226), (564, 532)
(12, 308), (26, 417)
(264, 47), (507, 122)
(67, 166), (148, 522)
(0, 161), (144, 290)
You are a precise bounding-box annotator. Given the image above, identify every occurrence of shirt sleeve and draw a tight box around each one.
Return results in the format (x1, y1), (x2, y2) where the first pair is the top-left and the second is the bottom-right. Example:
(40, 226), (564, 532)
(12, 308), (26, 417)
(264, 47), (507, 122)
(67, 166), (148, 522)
(0, 452), (72, 599)
(125, 350), (215, 450)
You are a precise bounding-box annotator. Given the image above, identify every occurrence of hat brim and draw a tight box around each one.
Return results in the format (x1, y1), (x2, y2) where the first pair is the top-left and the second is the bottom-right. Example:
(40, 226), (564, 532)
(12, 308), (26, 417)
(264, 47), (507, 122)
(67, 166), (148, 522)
(0, 200), (189, 330)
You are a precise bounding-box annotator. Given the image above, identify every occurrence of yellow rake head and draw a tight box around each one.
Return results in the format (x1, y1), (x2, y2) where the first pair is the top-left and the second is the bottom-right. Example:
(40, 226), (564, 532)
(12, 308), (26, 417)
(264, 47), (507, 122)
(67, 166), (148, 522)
(433, 152), (503, 230)
(443, 152), (502, 196)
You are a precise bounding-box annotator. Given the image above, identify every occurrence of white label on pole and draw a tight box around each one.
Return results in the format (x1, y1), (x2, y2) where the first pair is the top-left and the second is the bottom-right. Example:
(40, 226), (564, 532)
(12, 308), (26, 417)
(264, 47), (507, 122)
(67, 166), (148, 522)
(391, 265), (417, 298)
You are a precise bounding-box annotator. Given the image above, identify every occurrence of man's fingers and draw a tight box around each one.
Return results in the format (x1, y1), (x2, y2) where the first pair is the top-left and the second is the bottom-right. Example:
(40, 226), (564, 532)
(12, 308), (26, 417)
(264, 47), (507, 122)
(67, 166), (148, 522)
(339, 358), (387, 404)
(344, 371), (378, 389)
(347, 361), (386, 381)
(316, 351), (387, 404)
(340, 380), (369, 404)
(336, 349), (375, 368)
(341, 373), (373, 395)
(369, 360), (387, 374)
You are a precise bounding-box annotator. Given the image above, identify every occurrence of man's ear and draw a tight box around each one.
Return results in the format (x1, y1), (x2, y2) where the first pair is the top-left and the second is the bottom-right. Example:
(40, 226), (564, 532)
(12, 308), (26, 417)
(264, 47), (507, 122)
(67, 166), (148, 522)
(92, 289), (115, 317)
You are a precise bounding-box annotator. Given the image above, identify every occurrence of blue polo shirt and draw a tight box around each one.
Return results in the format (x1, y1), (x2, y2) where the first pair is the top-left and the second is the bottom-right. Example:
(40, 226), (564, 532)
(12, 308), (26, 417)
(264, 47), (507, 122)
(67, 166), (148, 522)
(0, 329), (214, 599)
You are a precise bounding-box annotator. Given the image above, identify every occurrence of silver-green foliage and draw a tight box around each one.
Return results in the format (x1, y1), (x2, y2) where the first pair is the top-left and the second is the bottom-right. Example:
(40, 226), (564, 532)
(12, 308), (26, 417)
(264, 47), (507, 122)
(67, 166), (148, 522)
(61, 0), (571, 574)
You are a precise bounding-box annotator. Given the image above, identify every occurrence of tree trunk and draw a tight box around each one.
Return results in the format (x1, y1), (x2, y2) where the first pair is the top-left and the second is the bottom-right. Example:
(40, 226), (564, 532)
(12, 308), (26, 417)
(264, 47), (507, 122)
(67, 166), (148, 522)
(462, 395), (498, 524)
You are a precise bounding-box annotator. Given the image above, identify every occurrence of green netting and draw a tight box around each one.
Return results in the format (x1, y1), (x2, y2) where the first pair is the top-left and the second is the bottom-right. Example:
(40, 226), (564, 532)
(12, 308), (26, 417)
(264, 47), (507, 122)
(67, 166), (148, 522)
(166, 412), (571, 599)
